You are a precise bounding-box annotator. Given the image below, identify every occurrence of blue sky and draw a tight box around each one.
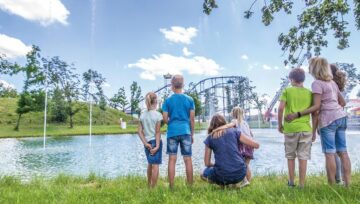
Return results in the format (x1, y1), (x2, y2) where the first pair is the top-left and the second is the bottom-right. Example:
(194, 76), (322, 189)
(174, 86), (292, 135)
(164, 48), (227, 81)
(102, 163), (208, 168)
(1, 0), (359, 100)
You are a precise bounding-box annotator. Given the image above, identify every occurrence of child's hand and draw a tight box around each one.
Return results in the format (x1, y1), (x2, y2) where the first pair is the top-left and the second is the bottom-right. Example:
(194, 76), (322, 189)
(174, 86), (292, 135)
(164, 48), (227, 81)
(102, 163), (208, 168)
(312, 134), (316, 142)
(278, 125), (283, 133)
(150, 146), (159, 155)
(145, 143), (152, 150)
(285, 113), (297, 122)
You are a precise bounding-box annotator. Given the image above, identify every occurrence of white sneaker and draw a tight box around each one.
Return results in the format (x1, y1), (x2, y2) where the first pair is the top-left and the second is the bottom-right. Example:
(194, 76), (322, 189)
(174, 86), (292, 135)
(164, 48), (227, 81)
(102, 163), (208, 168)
(229, 178), (250, 189)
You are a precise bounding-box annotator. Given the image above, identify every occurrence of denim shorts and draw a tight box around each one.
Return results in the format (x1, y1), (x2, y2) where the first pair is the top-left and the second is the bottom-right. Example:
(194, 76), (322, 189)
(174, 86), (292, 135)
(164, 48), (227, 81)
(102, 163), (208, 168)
(202, 167), (245, 185)
(144, 140), (162, 164)
(319, 117), (347, 154)
(166, 135), (192, 156)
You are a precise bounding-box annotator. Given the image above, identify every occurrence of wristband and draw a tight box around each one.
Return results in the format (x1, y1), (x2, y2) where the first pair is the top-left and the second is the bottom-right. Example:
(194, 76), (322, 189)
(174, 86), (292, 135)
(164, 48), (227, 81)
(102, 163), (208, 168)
(297, 112), (301, 118)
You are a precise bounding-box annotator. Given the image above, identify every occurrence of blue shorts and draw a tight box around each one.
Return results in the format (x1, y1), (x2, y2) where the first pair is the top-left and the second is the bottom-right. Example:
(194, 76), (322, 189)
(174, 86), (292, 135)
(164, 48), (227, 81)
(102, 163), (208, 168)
(319, 117), (347, 154)
(166, 135), (192, 156)
(144, 140), (162, 164)
(202, 167), (245, 185)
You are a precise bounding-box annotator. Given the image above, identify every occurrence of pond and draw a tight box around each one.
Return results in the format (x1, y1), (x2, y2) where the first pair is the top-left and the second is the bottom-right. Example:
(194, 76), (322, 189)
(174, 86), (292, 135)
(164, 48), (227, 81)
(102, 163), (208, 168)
(0, 129), (359, 180)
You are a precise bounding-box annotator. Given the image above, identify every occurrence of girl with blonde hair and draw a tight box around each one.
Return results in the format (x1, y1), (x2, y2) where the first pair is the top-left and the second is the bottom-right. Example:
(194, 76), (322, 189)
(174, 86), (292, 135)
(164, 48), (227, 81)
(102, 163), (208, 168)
(286, 57), (351, 187)
(138, 92), (163, 188)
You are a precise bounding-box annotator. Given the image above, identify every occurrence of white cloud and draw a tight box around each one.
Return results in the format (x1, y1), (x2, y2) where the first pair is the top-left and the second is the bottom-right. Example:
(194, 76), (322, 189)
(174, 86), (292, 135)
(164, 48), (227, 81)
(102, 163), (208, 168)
(0, 0), (70, 26)
(241, 54), (248, 60)
(0, 34), (31, 58)
(160, 26), (198, 44)
(128, 54), (221, 80)
(182, 47), (193, 57)
(262, 64), (272, 70)
(274, 66), (279, 70)
(0, 79), (15, 89)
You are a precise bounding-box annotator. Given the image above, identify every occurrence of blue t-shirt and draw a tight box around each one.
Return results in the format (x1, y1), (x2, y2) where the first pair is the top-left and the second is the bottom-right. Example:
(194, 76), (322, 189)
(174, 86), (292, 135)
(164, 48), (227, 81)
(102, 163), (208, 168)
(204, 128), (247, 181)
(162, 93), (195, 137)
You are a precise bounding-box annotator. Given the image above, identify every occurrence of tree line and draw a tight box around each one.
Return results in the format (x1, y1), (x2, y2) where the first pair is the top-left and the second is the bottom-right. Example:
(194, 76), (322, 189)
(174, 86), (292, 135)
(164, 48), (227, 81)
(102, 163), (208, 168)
(0, 46), (142, 130)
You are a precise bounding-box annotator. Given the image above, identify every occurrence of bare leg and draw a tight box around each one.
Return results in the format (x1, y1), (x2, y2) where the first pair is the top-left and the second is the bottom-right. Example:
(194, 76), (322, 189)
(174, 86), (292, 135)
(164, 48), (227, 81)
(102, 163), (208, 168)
(183, 156), (193, 186)
(288, 159), (295, 185)
(168, 155), (177, 189)
(245, 158), (252, 182)
(338, 152), (351, 187)
(335, 154), (342, 183)
(147, 164), (152, 187)
(325, 153), (337, 185)
(150, 164), (159, 188)
(298, 159), (307, 188)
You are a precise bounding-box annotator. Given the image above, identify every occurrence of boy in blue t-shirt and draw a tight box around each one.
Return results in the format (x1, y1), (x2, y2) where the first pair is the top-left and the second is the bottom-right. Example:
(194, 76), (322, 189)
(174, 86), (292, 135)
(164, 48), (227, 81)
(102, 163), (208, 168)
(162, 75), (195, 188)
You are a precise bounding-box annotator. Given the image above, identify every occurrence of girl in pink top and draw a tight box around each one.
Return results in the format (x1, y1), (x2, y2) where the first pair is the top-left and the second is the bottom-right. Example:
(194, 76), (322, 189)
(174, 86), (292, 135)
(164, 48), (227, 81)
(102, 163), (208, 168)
(285, 57), (351, 187)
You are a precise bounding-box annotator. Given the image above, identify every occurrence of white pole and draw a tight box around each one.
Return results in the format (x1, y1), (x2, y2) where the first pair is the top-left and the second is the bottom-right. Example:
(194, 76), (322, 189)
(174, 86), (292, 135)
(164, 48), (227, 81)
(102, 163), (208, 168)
(43, 69), (48, 149)
(89, 83), (93, 146)
(258, 109), (260, 129)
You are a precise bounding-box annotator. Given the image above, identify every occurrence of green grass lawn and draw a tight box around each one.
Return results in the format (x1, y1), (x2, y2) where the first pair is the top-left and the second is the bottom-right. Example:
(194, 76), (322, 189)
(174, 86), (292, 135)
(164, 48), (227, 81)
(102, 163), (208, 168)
(0, 123), (208, 138)
(0, 173), (359, 203)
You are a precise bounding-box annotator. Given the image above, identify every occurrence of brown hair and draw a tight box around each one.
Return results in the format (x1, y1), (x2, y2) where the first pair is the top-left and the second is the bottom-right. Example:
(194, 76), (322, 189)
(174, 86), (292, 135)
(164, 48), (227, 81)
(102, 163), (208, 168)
(289, 68), (306, 83)
(330, 64), (346, 92)
(309, 57), (333, 81)
(145, 92), (157, 110)
(207, 114), (227, 136)
(232, 107), (244, 124)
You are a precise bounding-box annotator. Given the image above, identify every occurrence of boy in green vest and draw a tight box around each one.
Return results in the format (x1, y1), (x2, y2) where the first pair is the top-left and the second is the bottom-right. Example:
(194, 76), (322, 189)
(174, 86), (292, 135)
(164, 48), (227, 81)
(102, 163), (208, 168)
(278, 68), (313, 188)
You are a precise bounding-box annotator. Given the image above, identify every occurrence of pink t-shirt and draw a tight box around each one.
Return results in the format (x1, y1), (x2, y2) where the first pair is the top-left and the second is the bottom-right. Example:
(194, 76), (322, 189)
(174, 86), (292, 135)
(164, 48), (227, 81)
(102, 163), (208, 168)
(311, 80), (347, 128)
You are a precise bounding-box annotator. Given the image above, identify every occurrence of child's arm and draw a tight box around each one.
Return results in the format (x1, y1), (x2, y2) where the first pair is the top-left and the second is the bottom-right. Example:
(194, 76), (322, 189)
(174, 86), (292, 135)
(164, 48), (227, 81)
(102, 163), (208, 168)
(204, 145), (214, 167)
(311, 111), (319, 142)
(338, 92), (346, 107)
(138, 122), (151, 150)
(239, 133), (260, 149)
(285, 93), (322, 122)
(162, 112), (169, 124)
(214, 122), (236, 132)
(277, 101), (286, 133)
(150, 121), (161, 155)
(190, 110), (195, 143)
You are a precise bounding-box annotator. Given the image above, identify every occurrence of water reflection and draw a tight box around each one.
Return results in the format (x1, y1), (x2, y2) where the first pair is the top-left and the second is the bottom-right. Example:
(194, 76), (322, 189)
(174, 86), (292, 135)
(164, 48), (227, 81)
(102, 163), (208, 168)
(0, 129), (359, 180)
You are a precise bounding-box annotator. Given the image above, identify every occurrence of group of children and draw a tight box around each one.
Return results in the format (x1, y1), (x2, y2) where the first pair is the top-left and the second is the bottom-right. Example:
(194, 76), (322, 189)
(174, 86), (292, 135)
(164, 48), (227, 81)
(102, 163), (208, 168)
(137, 57), (352, 189)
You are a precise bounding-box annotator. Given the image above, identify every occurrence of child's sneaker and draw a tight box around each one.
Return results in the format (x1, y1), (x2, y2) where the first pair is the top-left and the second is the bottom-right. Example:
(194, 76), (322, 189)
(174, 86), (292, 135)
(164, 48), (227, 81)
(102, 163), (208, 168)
(229, 178), (250, 189)
(287, 181), (296, 187)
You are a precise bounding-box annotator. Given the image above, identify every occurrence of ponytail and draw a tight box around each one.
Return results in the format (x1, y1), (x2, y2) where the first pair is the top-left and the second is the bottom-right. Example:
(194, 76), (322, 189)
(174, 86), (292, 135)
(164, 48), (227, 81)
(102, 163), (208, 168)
(145, 92), (157, 110)
(330, 64), (346, 92)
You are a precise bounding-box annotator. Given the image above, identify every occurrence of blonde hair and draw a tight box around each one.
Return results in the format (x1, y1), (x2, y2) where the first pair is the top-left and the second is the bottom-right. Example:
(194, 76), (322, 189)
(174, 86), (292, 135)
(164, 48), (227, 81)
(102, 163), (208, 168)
(232, 107), (244, 123)
(308, 57), (333, 81)
(330, 64), (346, 92)
(145, 92), (157, 110)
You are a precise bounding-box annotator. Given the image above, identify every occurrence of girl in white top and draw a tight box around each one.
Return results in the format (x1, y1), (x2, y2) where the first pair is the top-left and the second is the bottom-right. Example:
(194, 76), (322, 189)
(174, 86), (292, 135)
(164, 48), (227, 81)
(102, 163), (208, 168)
(138, 92), (163, 188)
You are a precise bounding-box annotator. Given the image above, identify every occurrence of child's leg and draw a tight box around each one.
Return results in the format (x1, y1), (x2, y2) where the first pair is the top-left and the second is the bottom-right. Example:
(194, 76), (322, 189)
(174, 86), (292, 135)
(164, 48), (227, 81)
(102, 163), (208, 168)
(147, 164), (152, 187)
(183, 156), (193, 185)
(168, 155), (177, 188)
(288, 159), (295, 185)
(298, 159), (307, 188)
(245, 158), (252, 181)
(335, 154), (342, 182)
(150, 164), (159, 188)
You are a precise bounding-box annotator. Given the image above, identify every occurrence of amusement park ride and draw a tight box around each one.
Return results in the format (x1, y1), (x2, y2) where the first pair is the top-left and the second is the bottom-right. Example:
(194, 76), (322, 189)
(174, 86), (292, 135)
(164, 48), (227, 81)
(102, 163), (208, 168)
(124, 52), (358, 125)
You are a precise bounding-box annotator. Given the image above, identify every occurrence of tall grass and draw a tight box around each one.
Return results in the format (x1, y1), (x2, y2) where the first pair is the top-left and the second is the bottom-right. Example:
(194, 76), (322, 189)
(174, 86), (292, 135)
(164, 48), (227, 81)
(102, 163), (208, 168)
(0, 173), (359, 203)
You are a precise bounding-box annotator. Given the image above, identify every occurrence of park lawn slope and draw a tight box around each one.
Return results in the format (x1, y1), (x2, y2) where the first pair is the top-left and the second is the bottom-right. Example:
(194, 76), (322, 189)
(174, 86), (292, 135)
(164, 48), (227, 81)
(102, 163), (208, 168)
(0, 173), (359, 203)
(0, 97), (132, 127)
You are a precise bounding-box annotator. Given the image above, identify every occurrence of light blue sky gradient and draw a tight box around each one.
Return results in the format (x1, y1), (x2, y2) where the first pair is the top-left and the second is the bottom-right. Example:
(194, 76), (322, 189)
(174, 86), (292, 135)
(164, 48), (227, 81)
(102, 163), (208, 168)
(1, 0), (359, 99)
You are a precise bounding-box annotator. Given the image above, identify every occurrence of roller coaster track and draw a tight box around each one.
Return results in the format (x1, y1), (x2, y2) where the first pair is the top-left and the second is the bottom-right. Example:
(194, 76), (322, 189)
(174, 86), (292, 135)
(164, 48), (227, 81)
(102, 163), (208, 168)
(124, 76), (246, 113)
